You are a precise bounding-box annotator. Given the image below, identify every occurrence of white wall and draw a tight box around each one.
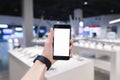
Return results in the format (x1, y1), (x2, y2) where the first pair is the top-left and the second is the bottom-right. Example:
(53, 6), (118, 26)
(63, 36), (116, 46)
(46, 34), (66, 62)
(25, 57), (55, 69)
(1, 14), (120, 38)
(109, 22), (120, 38)
(83, 14), (120, 38)
(0, 15), (64, 32)
(101, 14), (120, 38)
(0, 15), (23, 25)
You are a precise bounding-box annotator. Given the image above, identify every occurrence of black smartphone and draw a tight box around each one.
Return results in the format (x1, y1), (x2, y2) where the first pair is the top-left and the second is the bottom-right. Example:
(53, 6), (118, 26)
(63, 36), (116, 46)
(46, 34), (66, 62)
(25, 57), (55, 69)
(53, 24), (71, 60)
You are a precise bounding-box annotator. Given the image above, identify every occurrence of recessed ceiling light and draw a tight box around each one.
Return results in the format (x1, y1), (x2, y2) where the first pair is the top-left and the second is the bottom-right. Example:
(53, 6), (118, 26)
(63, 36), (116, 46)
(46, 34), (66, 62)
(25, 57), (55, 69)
(79, 21), (84, 27)
(110, 9), (114, 13)
(84, 1), (88, 5)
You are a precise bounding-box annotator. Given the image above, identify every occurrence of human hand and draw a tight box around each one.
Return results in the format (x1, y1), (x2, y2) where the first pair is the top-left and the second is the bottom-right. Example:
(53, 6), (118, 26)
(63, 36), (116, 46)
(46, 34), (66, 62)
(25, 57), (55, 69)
(42, 28), (74, 64)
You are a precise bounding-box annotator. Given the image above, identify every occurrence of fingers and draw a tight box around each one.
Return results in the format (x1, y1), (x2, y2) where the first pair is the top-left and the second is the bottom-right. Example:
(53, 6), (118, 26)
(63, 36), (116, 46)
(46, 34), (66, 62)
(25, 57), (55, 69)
(70, 38), (74, 50)
(70, 38), (74, 58)
(69, 44), (73, 58)
(70, 53), (72, 58)
(70, 38), (74, 45)
(47, 28), (54, 43)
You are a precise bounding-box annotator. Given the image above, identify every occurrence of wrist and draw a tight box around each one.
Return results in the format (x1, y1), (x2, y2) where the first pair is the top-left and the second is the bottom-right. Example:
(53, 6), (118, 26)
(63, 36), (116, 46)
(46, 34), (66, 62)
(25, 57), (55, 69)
(42, 54), (56, 64)
(35, 60), (45, 66)
(34, 60), (47, 69)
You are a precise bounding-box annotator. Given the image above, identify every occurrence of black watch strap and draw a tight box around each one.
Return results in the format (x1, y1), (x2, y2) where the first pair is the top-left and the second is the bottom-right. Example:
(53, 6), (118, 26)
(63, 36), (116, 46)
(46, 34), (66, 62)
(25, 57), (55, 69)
(33, 55), (51, 70)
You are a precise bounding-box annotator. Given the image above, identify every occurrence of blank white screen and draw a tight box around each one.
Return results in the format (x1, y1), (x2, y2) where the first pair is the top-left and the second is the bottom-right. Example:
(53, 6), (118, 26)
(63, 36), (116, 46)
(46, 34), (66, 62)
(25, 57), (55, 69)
(54, 28), (70, 56)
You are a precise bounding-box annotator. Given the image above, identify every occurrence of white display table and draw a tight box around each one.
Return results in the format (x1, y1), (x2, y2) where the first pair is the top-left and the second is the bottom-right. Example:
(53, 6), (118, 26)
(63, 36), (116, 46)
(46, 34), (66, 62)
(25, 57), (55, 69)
(94, 39), (120, 45)
(9, 47), (94, 80)
(32, 38), (46, 46)
(73, 43), (120, 80)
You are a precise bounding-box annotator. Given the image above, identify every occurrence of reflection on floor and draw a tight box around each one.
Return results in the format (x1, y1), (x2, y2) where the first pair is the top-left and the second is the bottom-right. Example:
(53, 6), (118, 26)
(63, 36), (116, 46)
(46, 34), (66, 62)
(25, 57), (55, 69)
(0, 42), (109, 80)
(95, 70), (109, 80)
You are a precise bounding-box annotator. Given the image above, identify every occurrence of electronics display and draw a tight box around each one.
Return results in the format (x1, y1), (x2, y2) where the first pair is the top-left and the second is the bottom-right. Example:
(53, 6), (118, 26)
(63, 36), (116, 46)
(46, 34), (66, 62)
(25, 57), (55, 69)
(80, 26), (100, 38)
(14, 31), (23, 38)
(14, 27), (23, 38)
(0, 25), (24, 40)
(39, 26), (46, 38)
(39, 29), (45, 34)
(53, 24), (71, 60)
(0, 30), (2, 39)
(83, 31), (90, 37)
(2, 35), (11, 40)
(3, 29), (13, 34)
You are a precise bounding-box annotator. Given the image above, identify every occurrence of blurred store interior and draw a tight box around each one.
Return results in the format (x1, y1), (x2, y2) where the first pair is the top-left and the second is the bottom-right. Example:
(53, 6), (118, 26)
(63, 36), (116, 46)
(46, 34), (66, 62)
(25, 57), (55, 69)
(0, 0), (120, 80)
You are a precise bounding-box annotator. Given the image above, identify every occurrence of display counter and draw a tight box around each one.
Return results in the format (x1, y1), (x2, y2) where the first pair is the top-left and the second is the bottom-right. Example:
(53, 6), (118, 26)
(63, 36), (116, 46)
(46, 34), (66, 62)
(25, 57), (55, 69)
(94, 39), (120, 45)
(9, 46), (94, 80)
(32, 38), (46, 46)
(73, 42), (120, 80)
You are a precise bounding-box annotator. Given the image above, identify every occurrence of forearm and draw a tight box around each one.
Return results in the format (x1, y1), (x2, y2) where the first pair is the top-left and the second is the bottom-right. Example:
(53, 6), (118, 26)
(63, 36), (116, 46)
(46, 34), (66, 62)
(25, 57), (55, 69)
(21, 60), (47, 80)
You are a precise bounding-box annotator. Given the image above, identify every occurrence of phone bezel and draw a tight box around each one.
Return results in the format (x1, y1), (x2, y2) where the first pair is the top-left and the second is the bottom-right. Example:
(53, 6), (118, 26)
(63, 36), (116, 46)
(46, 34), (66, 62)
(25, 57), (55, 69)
(53, 24), (71, 60)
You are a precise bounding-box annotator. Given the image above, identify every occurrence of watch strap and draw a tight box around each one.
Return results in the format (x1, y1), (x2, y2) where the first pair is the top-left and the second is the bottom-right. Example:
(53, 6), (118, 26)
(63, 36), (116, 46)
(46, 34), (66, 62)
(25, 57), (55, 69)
(33, 55), (51, 70)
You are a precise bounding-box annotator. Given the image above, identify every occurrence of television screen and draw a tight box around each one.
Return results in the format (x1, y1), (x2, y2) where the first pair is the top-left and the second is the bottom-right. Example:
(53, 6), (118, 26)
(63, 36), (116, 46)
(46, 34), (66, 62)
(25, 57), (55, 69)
(39, 29), (45, 34)
(83, 31), (90, 37)
(14, 32), (23, 38)
(3, 29), (13, 34)
(0, 30), (2, 39)
(2, 35), (11, 40)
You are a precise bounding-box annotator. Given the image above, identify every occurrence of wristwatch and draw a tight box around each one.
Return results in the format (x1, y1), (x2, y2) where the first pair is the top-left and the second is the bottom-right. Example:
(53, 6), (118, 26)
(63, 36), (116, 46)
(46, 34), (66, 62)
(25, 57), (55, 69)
(33, 55), (51, 70)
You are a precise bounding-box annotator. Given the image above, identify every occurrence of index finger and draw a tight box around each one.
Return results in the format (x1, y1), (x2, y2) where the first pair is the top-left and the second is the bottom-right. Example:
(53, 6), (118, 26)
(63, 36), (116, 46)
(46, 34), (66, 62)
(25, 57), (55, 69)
(47, 28), (54, 43)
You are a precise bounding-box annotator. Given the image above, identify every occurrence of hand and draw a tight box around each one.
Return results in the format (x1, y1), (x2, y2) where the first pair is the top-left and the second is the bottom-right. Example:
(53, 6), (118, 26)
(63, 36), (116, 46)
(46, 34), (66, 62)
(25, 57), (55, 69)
(42, 28), (74, 64)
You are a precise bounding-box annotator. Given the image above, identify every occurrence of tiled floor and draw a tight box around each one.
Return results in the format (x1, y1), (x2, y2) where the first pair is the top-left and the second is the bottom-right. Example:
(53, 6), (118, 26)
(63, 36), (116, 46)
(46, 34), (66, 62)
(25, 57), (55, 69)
(0, 42), (109, 80)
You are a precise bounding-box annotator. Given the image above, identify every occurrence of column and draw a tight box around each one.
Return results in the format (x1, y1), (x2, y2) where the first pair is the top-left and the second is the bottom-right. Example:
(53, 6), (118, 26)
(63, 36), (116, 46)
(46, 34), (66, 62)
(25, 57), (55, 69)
(74, 9), (83, 35)
(117, 26), (120, 38)
(22, 0), (33, 47)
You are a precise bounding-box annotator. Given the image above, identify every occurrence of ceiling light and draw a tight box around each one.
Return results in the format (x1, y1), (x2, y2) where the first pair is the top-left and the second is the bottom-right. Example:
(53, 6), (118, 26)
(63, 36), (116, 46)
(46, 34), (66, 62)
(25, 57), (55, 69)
(110, 9), (114, 13)
(109, 18), (120, 24)
(79, 21), (84, 27)
(84, 1), (88, 5)
(33, 26), (35, 29)
(8, 39), (13, 43)
(0, 24), (8, 28)
(14, 38), (19, 43)
(15, 27), (23, 31)
(57, 21), (60, 24)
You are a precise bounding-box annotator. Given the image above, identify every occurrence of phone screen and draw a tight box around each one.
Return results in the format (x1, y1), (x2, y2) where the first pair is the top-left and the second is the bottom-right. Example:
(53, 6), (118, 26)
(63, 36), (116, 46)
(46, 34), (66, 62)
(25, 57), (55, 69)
(53, 25), (71, 60)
